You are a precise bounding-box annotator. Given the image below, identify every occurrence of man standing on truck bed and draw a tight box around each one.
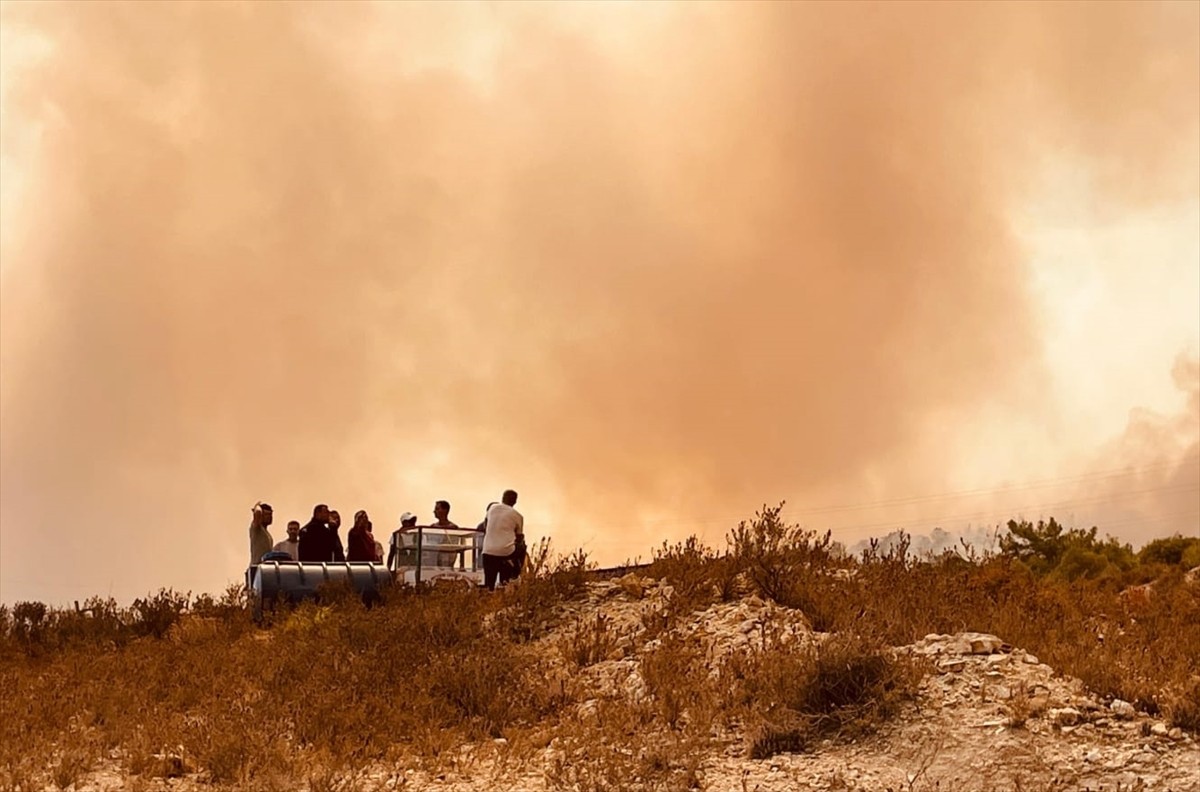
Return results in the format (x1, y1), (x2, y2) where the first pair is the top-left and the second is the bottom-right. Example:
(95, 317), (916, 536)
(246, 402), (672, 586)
(272, 520), (301, 561)
(299, 503), (345, 563)
(249, 502), (274, 564)
(482, 490), (524, 590)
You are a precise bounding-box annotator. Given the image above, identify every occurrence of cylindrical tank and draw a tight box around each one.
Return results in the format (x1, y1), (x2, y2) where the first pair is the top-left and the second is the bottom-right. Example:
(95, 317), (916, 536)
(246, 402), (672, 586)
(250, 561), (391, 618)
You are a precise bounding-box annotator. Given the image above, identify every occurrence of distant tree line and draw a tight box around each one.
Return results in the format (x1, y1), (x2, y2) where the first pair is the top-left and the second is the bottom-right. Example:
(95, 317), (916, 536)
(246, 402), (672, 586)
(999, 517), (1200, 582)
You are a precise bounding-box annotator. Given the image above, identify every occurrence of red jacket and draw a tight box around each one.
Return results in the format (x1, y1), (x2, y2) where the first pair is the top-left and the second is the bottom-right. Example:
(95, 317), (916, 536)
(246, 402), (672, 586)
(346, 525), (377, 562)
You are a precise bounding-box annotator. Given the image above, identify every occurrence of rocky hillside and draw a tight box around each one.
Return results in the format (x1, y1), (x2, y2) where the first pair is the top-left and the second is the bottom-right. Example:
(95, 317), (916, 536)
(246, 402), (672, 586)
(37, 572), (1200, 792)
(5, 519), (1199, 792)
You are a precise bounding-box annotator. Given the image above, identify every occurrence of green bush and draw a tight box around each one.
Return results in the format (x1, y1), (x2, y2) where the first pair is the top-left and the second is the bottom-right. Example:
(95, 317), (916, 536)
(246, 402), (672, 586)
(1055, 546), (1111, 581)
(1000, 518), (1134, 580)
(1140, 535), (1200, 567)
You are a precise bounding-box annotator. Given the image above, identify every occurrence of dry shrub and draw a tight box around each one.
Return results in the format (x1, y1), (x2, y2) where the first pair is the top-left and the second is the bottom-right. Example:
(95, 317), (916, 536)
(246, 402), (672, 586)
(978, 569), (1200, 715)
(640, 633), (716, 730)
(430, 636), (548, 737)
(129, 589), (191, 639)
(834, 544), (1200, 721)
(6, 601), (54, 657)
(1165, 675), (1200, 731)
(4, 512), (1200, 789)
(732, 632), (924, 759)
(495, 541), (593, 642)
(1006, 681), (1035, 729)
(0, 756), (40, 792)
(748, 724), (809, 760)
(650, 537), (731, 611)
(0, 581), (555, 785)
(51, 745), (92, 790)
(182, 709), (280, 784)
(543, 698), (706, 792)
(303, 752), (372, 792)
(559, 613), (620, 667)
(639, 597), (688, 645)
(728, 504), (850, 631)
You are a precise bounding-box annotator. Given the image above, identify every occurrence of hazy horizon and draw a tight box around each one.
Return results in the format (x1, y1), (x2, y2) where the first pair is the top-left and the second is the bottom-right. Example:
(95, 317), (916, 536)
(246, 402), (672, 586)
(1, 1), (1197, 606)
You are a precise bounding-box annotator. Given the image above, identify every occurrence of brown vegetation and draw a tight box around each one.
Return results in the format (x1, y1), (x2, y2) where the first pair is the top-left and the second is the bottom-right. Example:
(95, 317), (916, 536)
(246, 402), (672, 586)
(1, 507), (1197, 790)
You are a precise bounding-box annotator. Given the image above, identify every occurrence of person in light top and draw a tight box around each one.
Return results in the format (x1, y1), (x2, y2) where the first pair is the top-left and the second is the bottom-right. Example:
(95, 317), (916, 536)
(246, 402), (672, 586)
(431, 500), (458, 529)
(272, 520), (301, 561)
(249, 502), (274, 564)
(387, 512), (419, 571)
(429, 500), (462, 567)
(481, 490), (524, 590)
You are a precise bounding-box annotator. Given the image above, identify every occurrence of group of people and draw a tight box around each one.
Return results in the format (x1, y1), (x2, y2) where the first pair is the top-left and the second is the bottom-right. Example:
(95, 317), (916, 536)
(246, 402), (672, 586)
(247, 490), (526, 590)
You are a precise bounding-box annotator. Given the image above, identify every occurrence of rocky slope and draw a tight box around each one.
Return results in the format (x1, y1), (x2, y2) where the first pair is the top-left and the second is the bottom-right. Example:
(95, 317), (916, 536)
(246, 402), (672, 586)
(75, 575), (1198, 792)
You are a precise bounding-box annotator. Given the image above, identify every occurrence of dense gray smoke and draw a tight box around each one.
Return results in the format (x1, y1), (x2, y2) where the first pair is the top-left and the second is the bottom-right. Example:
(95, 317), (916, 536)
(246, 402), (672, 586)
(1, 2), (1196, 602)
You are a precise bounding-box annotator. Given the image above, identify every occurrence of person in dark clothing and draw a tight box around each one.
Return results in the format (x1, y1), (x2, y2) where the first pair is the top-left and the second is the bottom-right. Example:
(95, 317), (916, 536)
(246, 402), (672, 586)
(346, 510), (377, 562)
(473, 501), (497, 572)
(298, 503), (346, 562)
(329, 509), (346, 560)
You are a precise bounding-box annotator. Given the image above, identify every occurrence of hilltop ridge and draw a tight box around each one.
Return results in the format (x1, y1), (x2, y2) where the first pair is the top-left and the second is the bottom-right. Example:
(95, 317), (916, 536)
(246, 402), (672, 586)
(3, 513), (1199, 791)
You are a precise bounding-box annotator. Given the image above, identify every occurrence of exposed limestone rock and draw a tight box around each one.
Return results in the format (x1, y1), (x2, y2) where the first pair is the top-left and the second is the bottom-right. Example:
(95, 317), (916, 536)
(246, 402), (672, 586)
(1110, 698), (1137, 720)
(69, 580), (1200, 792)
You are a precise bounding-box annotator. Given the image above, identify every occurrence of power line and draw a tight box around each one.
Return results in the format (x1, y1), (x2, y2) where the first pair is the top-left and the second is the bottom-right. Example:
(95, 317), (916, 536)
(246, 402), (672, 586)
(792, 457), (1199, 516)
(1082, 508), (1200, 534)
(822, 482), (1200, 536)
(647, 454), (1200, 530)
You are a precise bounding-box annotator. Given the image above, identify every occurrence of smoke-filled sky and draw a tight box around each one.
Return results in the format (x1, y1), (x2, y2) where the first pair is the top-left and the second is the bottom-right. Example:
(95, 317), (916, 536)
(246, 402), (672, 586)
(1, 2), (1197, 605)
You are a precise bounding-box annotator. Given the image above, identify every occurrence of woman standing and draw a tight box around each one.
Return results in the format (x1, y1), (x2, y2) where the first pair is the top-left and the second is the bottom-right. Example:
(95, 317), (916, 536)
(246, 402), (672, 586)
(347, 510), (377, 562)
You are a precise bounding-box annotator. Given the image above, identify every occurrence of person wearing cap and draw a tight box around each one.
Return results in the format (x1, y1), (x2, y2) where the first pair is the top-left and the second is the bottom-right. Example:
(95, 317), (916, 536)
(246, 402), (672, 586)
(387, 512), (419, 571)
(347, 510), (377, 562)
(249, 502), (275, 564)
(482, 490), (524, 590)
(272, 520), (301, 561)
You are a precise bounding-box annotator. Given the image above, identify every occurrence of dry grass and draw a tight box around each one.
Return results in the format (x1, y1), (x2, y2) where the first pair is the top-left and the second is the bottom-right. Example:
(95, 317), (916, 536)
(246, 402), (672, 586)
(1164, 675), (1200, 732)
(728, 631), (926, 759)
(1, 511), (1197, 788)
(558, 613), (621, 667)
(1005, 681), (1037, 729)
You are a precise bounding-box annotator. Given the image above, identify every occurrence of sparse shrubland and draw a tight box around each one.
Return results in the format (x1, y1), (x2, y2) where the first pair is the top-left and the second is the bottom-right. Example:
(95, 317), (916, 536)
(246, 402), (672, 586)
(1, 507), (1197, 790)
(730, 630), (926, 759)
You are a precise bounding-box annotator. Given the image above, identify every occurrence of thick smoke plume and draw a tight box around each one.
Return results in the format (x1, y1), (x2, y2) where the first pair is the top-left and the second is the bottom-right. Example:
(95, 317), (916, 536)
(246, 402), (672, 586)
(1, 3), (1196, 602)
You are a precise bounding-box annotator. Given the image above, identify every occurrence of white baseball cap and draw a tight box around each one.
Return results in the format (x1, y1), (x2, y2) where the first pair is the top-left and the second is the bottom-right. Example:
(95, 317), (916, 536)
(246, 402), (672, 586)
(400, 512), (417, 525)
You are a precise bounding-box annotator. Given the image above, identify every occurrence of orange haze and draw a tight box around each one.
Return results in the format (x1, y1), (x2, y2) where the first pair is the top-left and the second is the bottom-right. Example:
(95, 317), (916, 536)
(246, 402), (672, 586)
(1, 2), (1197, 604)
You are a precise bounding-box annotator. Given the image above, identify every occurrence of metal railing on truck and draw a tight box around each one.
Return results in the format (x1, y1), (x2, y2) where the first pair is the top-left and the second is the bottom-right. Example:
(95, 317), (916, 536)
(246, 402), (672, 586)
(388, 526), (484, 586)
(245, 527), (485, 618)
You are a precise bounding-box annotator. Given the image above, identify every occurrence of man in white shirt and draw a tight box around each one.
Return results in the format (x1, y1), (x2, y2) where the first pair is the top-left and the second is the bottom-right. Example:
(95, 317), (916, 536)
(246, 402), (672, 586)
(272, 520), (301, 561)
(482, 490), (524, 590)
